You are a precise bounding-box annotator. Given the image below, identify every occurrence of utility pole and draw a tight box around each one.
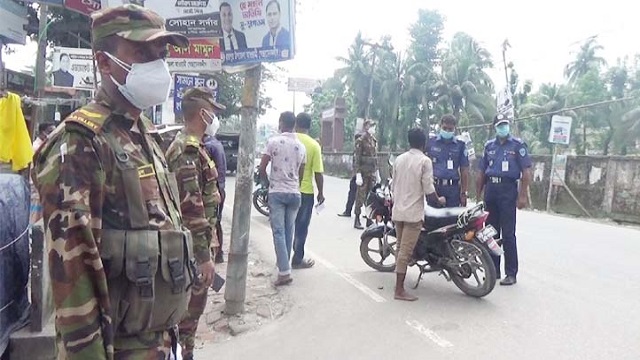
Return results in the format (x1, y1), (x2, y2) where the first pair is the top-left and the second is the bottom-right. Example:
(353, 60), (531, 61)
(32, 3), (49, 138)
(501, 39), (521, 137)
(224, 64), (261, 315)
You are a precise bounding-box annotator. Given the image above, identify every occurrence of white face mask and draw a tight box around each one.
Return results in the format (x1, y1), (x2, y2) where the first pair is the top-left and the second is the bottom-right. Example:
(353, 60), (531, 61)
(203, 110), (220, 136)
(105, 52), (172, 110)
(367, 126), (376, 135)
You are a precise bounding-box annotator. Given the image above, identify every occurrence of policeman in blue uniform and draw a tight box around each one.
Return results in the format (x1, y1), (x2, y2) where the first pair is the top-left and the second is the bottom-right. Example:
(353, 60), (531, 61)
(476, 113), (532, 286)
(425, 114), (470, 208)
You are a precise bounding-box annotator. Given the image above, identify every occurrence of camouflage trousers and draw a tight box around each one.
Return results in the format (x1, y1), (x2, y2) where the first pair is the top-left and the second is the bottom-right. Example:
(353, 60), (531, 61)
(354, 172), (377, 215)
(177, 277), (208, 358)
(56, 330), (171, 360)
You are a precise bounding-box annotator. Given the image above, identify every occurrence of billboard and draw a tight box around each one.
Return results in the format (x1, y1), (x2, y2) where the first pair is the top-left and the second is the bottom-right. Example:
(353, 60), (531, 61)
(218, 0), (295, 65)
(0, 0), (27, 45)
(145, 0), (222, 38)
(166, 38), (221, 73)
(51, 47), (100, 90)
(173, 73), (219, 117)
(64, 0), (101, 16)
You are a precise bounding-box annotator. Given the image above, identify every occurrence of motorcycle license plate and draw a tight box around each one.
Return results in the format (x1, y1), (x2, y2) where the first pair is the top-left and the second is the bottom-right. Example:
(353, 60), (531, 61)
(477, 225), (497, 243)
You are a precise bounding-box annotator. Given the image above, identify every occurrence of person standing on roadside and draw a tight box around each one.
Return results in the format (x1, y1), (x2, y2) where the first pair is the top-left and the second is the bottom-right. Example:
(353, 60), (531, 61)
(476, 113), (532, 286)
(259, 111), (306, 286)
(353, 120), (380, 229)
(338, 132), (362, 218)
(204, 129), (227, 264)
(292, 112), (324, 269)
(425, 114), (470, 207)
(33, 5), (194, 358)
(391, 128), (445, 301)
(166, 87), (223, 360)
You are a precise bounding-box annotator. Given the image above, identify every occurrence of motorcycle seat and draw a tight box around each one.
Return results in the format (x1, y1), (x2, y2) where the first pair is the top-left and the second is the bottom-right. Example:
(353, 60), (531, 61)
(423, 204), (467, 231)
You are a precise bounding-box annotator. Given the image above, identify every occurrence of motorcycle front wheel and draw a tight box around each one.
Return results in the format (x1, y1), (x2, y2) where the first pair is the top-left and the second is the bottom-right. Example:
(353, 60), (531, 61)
(359, 232), (397, 272)
(252, 190), (270, 217)
(446, 239), (497, 298)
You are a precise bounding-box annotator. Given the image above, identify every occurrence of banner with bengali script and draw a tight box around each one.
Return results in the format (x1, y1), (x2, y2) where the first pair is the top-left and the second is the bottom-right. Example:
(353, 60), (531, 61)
(173, 73), (219, 117)
(166, 38), (222, 72)
(217, 0), (295, 65)
(51, 47), (101, 90)
(145, 0), (222, 38)
(64, 0), (101, 16)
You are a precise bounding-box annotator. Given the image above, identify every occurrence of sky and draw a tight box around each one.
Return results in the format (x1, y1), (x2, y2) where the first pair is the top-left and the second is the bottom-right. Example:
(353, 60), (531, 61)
(5, 0), (640, 125)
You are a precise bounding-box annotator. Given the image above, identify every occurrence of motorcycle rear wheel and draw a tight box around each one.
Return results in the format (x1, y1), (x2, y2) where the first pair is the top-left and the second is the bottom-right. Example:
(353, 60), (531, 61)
(359, 232), (397, 272)
(252, 190), (270, 217)
(447, 239), (497, 298)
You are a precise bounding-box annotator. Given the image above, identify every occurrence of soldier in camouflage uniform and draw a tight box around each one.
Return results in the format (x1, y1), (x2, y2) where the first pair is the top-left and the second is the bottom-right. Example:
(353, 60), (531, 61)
(165, 88), (224, 360)
(353, 119), (380, 229)
(32, 5), (196, 359)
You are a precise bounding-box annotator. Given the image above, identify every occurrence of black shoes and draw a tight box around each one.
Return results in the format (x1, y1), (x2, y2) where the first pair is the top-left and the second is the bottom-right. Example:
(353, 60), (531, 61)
(214, 251), (224, 264)
(337, 211), (351, 217)
(354, 216), (364, 230)
(500, 275), (517, 286)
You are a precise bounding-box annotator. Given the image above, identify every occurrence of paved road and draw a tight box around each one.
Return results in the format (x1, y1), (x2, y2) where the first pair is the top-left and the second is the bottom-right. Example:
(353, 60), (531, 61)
(199, 173), (640, 360)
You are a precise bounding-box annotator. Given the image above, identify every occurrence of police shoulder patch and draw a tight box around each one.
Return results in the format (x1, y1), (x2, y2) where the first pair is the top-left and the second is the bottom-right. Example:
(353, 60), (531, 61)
(519, 148), (527, 157)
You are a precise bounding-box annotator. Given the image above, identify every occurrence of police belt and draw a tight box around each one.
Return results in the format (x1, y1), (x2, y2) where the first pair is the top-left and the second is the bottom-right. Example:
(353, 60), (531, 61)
(486, 176), (517, 184)
(434, 178), (460, 186)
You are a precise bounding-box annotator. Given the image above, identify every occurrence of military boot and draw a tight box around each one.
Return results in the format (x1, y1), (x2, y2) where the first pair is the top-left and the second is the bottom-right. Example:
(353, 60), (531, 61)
(354, 215), (364, 230)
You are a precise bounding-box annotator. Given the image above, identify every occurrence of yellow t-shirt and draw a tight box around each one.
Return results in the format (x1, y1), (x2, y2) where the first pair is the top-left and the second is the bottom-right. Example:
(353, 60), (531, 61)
(297, 133), (324, 194)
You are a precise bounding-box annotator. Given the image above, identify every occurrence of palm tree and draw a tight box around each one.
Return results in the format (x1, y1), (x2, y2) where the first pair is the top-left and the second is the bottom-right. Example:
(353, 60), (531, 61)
(564, 37), (606, 85)
(435, 32), (495, 125)
(336, 32), (372, 119)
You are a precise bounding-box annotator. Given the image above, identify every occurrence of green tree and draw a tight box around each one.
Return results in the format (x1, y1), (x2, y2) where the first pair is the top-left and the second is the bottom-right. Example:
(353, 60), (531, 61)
(564, 37), (606, 85)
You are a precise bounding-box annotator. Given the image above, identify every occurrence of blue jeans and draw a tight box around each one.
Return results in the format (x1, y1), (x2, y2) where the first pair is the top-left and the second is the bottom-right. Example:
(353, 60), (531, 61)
(268, 192), (301, 275)
(293, 193), (315, 265)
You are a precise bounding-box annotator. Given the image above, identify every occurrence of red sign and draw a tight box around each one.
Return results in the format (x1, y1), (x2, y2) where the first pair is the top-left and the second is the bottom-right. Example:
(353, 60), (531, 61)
(64, 0), (101, 16)
(167, 38), (220, 60)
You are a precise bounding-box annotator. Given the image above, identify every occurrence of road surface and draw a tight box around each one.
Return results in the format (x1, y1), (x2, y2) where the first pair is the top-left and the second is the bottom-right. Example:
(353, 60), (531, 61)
(198, 173), (640, 360)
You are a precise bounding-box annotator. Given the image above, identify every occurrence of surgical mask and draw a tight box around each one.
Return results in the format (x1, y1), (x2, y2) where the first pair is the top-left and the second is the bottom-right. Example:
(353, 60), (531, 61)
(440, 130), (454, 140)
(496, 124), (510, 138)
(367, 126), (376, 135)
(104, 52), (172, 110)
(203, 110), (220, 136)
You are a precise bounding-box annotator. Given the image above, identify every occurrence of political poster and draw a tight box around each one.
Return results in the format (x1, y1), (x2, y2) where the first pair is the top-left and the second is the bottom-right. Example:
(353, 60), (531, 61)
(144, 0), (222, 39)
(51, 47), (100, 90)
(0, 0), (27, 45)
(64, 0), (101, 16)
(496, 86), (514, 120)
(173, 74), (219, 117)
(288, 77), (321, 93)
(548, 115), (572, 145)
(166, 38), (222, 72)
(217, 0), (295, 65)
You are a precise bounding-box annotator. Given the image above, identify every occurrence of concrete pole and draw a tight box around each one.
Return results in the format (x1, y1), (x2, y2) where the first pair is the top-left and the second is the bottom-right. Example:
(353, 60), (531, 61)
(224, 65), (261, 315)
(32, 3), (49, 139)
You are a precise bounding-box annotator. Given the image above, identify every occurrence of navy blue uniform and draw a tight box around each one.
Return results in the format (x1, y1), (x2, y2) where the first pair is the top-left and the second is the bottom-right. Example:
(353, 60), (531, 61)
(425, 135), (469, 207)
(479, 136), (532, 278)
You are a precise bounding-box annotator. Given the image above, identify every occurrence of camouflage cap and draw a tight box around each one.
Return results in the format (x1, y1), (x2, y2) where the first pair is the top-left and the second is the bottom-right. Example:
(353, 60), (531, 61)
(91, 4), (189, 48)
(182, 87), (226, 111)
(364, 119), (376, 126)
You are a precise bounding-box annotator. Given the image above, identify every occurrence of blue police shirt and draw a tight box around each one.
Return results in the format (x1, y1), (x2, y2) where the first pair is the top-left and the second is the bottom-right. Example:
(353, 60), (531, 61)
(425, 135), (470, 180)
(478, 136), (532, 180)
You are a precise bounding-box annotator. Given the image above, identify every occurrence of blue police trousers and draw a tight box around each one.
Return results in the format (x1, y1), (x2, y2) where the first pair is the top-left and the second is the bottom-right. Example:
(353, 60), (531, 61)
(484, 181), (519, 277)
(435, 184), (461, 208)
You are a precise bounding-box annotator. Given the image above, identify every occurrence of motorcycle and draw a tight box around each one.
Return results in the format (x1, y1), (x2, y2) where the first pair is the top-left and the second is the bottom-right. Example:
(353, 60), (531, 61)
(252, 166), (269, 217)
(362, 180), (392, 228)
(359, 194), (502, 297)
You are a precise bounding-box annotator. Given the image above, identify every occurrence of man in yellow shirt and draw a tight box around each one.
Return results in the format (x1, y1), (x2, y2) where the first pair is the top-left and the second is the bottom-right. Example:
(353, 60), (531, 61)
(292, 112), (325, 269)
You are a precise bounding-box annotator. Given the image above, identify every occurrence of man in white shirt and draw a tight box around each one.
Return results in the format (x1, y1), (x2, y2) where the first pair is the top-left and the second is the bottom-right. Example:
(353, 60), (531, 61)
(391, 128), (444, 301)
(219, 2), (247, 51)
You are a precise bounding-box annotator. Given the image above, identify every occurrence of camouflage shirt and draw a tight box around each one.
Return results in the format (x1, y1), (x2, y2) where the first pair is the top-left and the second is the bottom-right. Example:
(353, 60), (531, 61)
(32, 89), (183, 359)
(165, 131), (220, 264)
(354, 133), (378, 174)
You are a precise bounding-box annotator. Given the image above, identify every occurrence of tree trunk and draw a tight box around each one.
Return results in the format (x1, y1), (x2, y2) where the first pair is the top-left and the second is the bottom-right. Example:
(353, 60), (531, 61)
(582, 123), (587, 155)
